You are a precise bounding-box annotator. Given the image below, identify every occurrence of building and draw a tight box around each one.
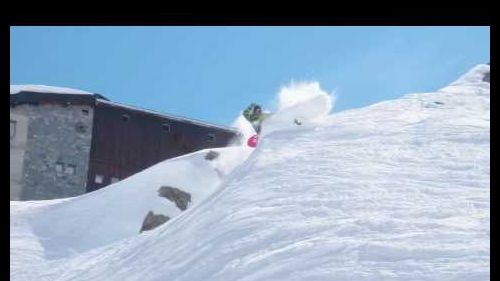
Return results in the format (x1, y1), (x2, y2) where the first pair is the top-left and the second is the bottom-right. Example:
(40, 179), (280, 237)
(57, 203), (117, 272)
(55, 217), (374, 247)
(10, 85), (240, 201)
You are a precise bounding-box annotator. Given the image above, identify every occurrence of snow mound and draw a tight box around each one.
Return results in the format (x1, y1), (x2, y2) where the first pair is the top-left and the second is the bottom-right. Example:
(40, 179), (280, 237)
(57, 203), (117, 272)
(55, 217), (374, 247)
(11, 65), (489, 281)
(10, 84), (94, 95)
(261, 81), (335, 136)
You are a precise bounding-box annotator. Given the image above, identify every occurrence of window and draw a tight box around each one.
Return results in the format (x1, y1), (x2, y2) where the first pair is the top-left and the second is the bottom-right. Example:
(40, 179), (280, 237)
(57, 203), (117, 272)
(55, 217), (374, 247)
(122, 114), (130, 122)
(82, 109), (89, 115)
(111, 177), (119, 184)
(65, 164), (76, 175)
(10, 120), (16, 139)
(55, 163), (64, 173)
(95, 174), (104, 184)
(162, 123), (171, 132)
(206, 133), (216, 143)
(75, 122), (87, 133)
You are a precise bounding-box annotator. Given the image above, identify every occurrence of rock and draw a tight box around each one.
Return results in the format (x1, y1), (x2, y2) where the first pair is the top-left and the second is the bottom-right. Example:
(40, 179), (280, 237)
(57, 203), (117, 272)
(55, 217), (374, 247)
(158, 186), (191, 211)
(205, 150), (220, 160)
(140, 211), (169, 233)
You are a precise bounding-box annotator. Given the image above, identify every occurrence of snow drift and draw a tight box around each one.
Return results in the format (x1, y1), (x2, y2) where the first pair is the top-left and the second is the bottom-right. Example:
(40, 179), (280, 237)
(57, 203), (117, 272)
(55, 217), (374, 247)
(11, 64), (490, 281)
(261, 81), (335, 136)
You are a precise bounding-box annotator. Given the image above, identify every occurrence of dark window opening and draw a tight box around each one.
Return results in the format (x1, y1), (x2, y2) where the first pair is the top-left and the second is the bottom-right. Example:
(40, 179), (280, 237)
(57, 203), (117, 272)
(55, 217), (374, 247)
(65, 164), (76, 175)
(206, 133), (216, 143)
(122, 114), (130, 122)
(75, 122), (87, 133)
(162, 123), (171, 132)
(82, 109), (89, 115)
(10, 120), (16, 139)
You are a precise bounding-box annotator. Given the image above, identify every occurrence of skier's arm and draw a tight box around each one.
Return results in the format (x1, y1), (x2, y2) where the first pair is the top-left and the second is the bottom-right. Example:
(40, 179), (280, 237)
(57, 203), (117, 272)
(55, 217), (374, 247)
(243, 107), (253, 122)
(259, 112), (271, 121)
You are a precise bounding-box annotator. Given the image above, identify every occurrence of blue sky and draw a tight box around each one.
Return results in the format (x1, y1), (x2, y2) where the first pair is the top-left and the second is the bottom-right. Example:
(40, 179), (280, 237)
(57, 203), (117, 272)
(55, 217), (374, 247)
(10, 26), (489, 126)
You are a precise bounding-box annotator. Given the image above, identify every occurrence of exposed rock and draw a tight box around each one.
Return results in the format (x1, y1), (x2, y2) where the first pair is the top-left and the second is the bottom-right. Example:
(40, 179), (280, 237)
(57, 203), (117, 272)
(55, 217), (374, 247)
(205, 150), (220, 160)
(158, 186), (191, 211)
(140, 211), (169, 233)
(483, 71), (490, 83)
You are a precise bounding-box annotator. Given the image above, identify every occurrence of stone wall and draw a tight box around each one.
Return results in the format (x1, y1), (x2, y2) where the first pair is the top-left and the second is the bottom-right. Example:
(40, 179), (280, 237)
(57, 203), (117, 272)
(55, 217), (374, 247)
(11, 103), (94, 200)
(10, 113), (29, 200)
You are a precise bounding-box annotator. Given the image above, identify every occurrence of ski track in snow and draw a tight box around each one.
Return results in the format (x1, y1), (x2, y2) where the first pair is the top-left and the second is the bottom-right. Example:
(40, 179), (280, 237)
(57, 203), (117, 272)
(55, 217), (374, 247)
(11, 65), (490, 281)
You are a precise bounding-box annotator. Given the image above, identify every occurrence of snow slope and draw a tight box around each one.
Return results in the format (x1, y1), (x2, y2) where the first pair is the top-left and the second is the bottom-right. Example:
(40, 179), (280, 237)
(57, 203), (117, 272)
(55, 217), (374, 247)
(11, 64), (489, 281)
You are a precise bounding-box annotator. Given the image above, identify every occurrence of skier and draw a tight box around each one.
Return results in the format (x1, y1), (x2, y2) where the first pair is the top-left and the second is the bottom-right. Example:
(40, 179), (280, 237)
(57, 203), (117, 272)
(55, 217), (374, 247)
(242, 102), (302, 147)
(243, 103), (270, 134)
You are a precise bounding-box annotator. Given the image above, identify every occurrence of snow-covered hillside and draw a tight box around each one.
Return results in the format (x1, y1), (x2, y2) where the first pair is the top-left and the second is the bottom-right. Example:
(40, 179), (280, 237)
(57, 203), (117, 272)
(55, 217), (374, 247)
(11, 64), (490, 281)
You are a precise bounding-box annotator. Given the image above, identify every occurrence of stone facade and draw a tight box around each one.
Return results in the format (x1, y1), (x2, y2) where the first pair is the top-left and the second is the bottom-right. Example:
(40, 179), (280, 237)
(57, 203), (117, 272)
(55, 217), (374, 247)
(11, 103), (94, 200)
(10, 113), (29, 200)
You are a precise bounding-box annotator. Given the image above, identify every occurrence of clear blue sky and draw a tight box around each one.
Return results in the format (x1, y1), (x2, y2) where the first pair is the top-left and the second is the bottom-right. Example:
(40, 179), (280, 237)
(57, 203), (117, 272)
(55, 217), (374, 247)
(10, 26), (490, 126)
